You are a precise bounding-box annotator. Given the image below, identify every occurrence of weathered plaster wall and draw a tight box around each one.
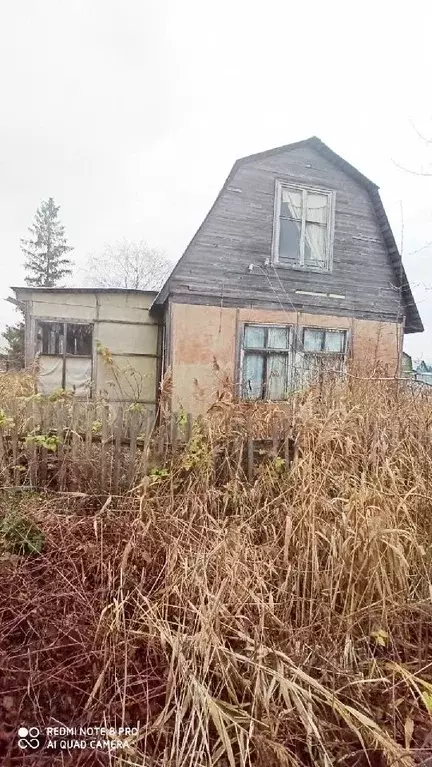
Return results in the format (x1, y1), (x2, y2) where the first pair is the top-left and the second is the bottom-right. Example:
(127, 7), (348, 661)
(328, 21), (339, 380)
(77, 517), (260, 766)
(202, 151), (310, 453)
(170, 302), (402, 413)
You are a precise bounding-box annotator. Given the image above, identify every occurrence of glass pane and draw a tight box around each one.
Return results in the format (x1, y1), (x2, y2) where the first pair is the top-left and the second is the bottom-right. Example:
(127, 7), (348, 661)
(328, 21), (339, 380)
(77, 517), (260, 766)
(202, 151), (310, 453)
(304, 222), (327, 267)
(36, 321), (64, 355)
(66, 324), (92, 355)
(303, 328), (323, 352)
(244, 325), (265, 349)
(279, 218), (301, 262)
(267, 327), (289, 349)
(243, 353), (264, 399)
(267, 354), (288, 400)
(280, 188), (302, 219)
(306, 192), (328, 224)
(325, 330), (346, 353)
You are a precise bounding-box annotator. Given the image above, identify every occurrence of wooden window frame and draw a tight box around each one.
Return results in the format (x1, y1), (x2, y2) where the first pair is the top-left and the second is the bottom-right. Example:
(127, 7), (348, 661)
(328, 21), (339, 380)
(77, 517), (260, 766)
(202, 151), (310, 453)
(34, 318), (94, 393)
(271, 181), (335, 272)
(301, 327), (348, 376)
(239, 323), (293, 401)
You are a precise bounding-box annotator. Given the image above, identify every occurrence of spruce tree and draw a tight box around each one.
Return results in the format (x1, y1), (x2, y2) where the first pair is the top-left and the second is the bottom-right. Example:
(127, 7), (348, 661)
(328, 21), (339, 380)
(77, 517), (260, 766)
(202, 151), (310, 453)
(21, 198), (73, 287)
(2, 198), (73, 368)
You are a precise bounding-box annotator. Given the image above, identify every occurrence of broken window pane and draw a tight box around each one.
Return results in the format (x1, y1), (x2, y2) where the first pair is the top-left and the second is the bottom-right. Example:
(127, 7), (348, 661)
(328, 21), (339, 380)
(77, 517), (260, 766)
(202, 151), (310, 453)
(243, 353), (264, 399)
(304, 223), (326, 266)
(267, 327), (289, 349)
(244, 325), (265, 349)
(36, 321), (64, 355)
(280, 189), (302, 219)
(66, 324), (92, 355)
(279, 218), (301, 262)
(325, 330), (346, 353)
(306, 193), (328, 224)
(303, 328), (324, 352)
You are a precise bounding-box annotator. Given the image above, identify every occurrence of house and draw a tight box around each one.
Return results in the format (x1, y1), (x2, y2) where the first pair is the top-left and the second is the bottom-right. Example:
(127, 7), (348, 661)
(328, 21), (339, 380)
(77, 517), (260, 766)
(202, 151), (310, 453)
(413, 360), (432, 386)
(401, 351), (413, 376)
(11, 137), (423, 414)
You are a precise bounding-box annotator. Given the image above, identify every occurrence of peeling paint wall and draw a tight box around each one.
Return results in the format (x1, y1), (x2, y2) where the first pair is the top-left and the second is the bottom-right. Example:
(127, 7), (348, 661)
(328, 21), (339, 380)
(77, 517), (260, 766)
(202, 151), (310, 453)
(170, 301), (402, 414)
(16, 290), (160, 408)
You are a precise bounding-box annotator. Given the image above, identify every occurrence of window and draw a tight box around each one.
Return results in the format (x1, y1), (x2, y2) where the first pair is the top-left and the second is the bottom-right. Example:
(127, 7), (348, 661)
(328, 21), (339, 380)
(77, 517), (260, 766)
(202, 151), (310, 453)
(273, 183), (334, 270)
(35, 320), (93, 396)
(36, 322), (65, 355)
(241, 324), (292, 400)
(301, 328), (347, 383)
(66, 324), (92, 355)
(36, 321), (92, 357)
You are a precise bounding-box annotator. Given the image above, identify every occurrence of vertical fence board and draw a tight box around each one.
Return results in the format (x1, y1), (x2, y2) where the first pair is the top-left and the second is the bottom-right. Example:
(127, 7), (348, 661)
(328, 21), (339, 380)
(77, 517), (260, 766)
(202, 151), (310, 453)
(140, 411), (154, 477)
(247, 437), (254, 482)
(186, 413), (193, 442)
(112, 406), (123, 495)
(39, 402), (50, 487)
(171, 413), (178, 454)
(56, 402), (66, 491)
(27, 401), (38, 488)
(100, 404), (109, 492)
(284, 432), (291, 470)
(0, 428), (10, 487)
(85, 403), (94, 461)
(11, 401), (19, 486)
(128, 411), (138, 489)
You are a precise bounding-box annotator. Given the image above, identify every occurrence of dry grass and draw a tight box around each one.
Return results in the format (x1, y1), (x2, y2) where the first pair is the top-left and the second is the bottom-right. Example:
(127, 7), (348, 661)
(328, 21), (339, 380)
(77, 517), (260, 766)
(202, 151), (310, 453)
(0, 369), (35, 404)
(1, 376), (432, 765)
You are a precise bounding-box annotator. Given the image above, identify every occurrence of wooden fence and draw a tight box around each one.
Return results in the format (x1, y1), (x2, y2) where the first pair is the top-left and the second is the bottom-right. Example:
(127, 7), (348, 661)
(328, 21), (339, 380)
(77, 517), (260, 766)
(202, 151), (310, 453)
(0, 398), (298, 494)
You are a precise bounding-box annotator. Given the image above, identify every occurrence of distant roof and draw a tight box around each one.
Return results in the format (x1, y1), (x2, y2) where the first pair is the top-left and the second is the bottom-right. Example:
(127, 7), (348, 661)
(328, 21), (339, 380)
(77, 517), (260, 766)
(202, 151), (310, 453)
(12, 286), (158, 295)
(153, 136), (423, 334)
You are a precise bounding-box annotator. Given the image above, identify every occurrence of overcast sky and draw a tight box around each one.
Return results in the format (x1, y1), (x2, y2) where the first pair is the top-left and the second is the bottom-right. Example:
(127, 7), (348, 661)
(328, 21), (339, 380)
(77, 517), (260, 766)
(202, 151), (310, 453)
(1, 0), (431, 359)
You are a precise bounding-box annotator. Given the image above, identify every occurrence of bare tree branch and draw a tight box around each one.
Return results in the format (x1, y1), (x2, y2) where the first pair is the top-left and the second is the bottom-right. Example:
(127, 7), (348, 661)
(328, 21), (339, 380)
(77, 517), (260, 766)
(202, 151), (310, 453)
(83, 239), (172, 290)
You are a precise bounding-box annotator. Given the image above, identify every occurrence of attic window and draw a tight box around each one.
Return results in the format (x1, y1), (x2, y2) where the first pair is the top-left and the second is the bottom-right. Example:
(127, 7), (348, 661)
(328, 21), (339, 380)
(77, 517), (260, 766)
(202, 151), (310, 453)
(272, 182), (334, 271)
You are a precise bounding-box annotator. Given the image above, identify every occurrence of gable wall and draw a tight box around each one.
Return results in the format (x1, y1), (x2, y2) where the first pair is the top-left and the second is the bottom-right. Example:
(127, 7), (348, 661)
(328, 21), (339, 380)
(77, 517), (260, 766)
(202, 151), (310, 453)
(166, 146), (403, 323)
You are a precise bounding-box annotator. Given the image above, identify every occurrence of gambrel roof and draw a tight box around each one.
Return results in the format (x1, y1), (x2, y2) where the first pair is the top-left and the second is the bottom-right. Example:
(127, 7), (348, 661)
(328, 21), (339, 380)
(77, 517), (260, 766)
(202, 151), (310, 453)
(153, 137), (423, 333)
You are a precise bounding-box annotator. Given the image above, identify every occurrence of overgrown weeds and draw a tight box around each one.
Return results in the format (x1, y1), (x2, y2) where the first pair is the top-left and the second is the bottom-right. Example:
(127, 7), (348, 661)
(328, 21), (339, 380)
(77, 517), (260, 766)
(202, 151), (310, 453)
(1, 377), (432, 765)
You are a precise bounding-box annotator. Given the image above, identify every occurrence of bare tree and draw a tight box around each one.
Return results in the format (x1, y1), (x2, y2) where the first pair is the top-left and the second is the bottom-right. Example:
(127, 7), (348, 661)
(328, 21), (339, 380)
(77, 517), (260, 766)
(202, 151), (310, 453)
(84, 239), (172, 290)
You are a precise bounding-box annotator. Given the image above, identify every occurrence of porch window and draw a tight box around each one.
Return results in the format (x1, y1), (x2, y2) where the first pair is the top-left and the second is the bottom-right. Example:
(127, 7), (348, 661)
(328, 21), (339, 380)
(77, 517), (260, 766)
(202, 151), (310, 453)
(35, 320), (93, 396)
(242, 324), (292, 400)
(273, 183), (334, 270)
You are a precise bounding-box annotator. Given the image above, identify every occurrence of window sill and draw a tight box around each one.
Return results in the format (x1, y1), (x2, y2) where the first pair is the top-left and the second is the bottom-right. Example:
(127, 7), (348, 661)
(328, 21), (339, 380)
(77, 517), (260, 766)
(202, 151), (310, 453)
(272, 262), (332, 274)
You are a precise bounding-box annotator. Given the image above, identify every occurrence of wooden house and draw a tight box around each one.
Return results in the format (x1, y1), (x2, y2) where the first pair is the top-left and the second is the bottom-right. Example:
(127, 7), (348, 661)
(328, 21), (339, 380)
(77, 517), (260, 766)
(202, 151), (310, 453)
(12, 137), (423, 414)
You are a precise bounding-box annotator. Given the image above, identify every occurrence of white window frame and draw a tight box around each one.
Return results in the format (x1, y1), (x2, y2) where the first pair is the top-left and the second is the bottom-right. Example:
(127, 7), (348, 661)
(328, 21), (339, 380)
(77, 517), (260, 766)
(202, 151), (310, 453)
(271, 181), (335, 272)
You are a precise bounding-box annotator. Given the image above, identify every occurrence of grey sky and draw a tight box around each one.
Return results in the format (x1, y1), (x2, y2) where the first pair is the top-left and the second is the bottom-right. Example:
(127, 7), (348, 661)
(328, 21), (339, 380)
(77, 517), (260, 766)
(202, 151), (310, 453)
(1, 0), (431, 359)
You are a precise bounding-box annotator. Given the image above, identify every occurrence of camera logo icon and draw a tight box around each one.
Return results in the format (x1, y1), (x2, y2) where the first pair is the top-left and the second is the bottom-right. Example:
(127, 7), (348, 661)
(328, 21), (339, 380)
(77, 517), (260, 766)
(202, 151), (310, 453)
(18, 726), (41, 749)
